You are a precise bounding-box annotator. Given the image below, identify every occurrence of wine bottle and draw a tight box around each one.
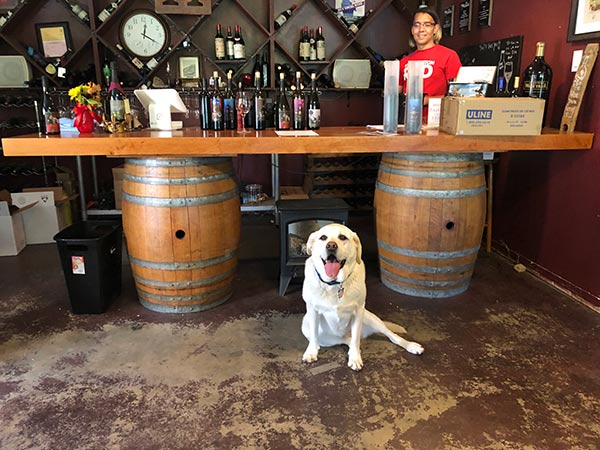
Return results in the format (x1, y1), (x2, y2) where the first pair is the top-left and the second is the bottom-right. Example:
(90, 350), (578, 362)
(276, 72), (291, 130)
(510, 76), (520, 97)
(98, 0), (121, 23)
(299, 26), (310, 62)
(225, 26), (235, 60)
(108, 61), (125, 122)
(261, 51), (269, 88)
(254, 71), (266, 130)
(210, 76), (224, 130)
(274, 4), (298, 30)
(115, 43), (145, 73)
(307, 72), (320, 130)
(292, 71), (305, 130)
(214, 24), (225, 60)
(64, 0), (89, 23)
(495, 50), (506, 94)
(199, 78), (211, 130)
(233, 25), (246, 60)
(0, 11), (12, 29)
(309, 28), (317, 61)
(41, 76), (59, 135)
(26, 46), (56, 76)
(223, 71), (236, 130)
(522, 41), (552, 123)
(349, 9), (373, 34)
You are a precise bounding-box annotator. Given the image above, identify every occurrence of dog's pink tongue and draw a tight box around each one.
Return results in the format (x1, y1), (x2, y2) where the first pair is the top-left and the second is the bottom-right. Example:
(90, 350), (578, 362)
(324, 260), (341, 278)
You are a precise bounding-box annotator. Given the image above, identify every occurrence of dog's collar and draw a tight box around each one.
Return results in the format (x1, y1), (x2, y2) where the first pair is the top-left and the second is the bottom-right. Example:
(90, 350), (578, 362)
(315, 268), (342, 286)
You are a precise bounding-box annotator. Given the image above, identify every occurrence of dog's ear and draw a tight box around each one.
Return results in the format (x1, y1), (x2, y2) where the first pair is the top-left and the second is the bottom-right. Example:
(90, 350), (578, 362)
(353, 232), (363, 265)
(306, 230), (318, 256)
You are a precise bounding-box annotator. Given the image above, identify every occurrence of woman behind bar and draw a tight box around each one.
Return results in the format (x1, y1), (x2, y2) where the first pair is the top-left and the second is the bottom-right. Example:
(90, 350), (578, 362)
(399, 7), (462, 119)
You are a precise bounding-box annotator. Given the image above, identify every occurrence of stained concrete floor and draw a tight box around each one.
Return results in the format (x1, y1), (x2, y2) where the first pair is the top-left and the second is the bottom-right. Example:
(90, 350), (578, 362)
(1, 213), (600, 450)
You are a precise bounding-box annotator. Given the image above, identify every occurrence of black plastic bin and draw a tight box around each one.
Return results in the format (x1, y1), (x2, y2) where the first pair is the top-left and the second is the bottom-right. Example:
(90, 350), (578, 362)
(54, 220), (123, 314)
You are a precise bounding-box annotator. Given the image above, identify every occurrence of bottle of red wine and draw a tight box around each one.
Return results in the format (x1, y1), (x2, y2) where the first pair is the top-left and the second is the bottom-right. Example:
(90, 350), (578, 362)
(199, 78), (211, 130)
(97, 0), (121, 23)
(307, 72), (320, 130)
(210, 76), (224, 130)
(309, 28), (317, 61)
(274, 4), (298, 30)
(115, 43), (145, 74)
(225, 26), (235, 60)
(349, 9), (373, 34)
(276, 72), (291, 130)
(214, 24), (225, 60)
(522, 41), (552, 123)
(233, 25), (246, 60)
(108, 61), (125, 122)
(223, 71), (236, 130)
(293, 71), (305, 130)
(41, 76), (60, 135)
(299, 26), (310, 61)
(254, 71), (266, 130)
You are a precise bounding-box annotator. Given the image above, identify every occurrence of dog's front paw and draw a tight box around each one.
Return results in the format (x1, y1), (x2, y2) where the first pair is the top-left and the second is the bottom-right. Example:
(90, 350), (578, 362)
(406, 341), (424, 355)
(302, 346), (319, 363)
(347, 352), (363, 371)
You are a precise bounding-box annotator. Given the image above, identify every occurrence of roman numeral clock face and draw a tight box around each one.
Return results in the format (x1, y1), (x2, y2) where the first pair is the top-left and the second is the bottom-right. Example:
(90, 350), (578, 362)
(119, 10), (169, 58)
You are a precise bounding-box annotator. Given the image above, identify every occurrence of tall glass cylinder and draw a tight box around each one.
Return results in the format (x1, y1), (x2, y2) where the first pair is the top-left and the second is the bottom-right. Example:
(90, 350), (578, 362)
(404, 60), (424, 134)
(383, 60), (399, 134)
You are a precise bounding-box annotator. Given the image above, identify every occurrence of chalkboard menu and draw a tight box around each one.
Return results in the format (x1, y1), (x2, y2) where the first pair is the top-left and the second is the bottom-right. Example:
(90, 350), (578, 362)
(478, 0), (493, 28)
(442, 5), (454, 37)
(459, 0), (472, 33)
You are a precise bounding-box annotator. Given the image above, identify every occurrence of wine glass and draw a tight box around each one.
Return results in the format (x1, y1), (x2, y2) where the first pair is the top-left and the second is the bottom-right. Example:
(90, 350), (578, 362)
(236, 90), (252, 133)
(504, 61), (514, 92)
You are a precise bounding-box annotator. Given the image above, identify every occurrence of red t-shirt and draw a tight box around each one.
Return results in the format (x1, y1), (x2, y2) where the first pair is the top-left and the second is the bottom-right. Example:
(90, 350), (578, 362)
(399, 45), (462, 96)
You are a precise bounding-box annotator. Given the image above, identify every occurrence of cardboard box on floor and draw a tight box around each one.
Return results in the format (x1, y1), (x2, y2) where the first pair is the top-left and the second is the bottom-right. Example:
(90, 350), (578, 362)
(10, 187), (77, 244)
(440, 97), (545, 136)
(0, 190), (37, 256)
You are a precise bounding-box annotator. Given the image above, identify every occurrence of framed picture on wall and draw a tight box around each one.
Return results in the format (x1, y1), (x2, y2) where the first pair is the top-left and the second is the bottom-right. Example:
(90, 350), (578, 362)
(478, 0), (493, 28)
(568, 0), (600, 41)
(442, 6), (454, 37)
(178, 56), (200, 80)
(459, 0), (472, 33)
(35, 22), (72, 59)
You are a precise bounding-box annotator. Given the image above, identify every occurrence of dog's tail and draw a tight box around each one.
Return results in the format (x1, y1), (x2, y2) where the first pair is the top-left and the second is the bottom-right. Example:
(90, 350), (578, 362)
(384, 321), (407, 335)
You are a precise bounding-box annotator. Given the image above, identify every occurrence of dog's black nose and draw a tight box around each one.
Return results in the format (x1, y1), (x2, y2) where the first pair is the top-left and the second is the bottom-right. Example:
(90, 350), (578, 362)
(326, 241), (338, 251)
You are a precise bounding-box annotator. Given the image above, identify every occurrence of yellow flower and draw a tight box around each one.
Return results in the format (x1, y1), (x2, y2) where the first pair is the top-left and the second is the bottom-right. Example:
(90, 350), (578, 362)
(69, 82), (102, 109)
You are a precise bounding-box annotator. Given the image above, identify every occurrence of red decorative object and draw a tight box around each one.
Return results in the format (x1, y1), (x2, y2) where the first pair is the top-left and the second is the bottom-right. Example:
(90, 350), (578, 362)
(73, 103), (101, 134)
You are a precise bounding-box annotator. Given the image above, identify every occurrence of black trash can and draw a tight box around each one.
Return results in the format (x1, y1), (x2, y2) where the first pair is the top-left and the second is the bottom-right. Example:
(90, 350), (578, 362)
(54, 220), (122, 314)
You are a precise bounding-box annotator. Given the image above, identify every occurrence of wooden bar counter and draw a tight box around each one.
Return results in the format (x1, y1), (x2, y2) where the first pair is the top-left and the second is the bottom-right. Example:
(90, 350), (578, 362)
(2, 127), (593, 308)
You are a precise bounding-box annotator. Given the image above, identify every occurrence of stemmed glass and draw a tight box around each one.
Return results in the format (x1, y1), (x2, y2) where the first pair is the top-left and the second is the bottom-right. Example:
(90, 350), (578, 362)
(236, 90), (252, 134)
(504, 61), (514, 92)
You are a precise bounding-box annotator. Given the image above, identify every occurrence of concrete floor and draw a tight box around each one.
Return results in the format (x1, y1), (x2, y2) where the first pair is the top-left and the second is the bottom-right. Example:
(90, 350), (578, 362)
(1, 213), (599, 450)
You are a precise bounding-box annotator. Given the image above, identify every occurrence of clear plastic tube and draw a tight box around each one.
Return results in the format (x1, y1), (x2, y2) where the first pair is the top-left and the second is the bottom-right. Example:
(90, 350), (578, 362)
(383, 60), (399, 134)
(404, 60), (424, 134)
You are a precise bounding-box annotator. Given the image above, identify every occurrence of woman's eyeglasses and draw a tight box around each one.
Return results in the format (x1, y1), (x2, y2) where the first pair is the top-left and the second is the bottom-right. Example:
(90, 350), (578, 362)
(412, 22), (436, 29)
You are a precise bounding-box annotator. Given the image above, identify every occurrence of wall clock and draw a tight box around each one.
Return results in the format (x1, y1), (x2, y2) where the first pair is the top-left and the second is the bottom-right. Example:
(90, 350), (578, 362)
(119, 10), (169, 59)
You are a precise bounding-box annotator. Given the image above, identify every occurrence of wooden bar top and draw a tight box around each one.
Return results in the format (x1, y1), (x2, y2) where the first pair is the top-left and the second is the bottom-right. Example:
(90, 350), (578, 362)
(1, 127), (594, 157)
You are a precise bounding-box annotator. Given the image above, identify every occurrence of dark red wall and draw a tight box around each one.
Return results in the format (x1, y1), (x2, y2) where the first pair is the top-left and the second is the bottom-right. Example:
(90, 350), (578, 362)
(441, 0), (600, 304)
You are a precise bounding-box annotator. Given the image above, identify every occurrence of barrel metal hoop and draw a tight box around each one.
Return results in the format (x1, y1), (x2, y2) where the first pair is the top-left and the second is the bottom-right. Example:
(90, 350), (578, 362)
(133, 267), (236, 288)
(124, 171), (234, 185)
(137, 283), (232, 303)
(375, 181), (486, 198)
(129, 250), (237, 271)
(122, 187), (238, 207)
(378, 163), (484, 179)
(380, 267), (470, 288)
(382, 153), (483, 162)
(381, 277), (470, 298)
(378, 254), (475, 274)
(139, 294), (232, 313)
(125, 157), (229, 167)
(378, 239), (480, 259)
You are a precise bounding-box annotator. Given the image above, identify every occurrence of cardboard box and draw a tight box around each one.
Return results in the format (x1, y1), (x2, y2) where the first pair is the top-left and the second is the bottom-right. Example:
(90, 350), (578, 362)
(0, 190), (36, 256)
(112, 165), (125, 210)
(440, 97), (545, 136)
(10, 187), (73, 244)
(280, 186), (309, 200)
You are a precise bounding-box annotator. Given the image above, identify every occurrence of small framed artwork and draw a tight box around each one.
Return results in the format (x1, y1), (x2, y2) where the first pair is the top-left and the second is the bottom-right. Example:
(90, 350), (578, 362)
(179, 56), (200, 80)
(459, 0), (472, 33)
(478, 0), (493, 28)
(567, 0), (600, 41)
(35, 22), (72, 59)
(442, 5), (454, 37)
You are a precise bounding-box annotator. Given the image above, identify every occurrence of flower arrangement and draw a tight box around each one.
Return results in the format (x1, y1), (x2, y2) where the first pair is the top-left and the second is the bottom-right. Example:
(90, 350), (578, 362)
(68, 82), (102, 133)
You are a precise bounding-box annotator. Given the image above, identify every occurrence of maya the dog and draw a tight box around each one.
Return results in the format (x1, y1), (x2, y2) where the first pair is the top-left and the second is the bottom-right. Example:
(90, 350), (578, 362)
(301, 223), (424, 371)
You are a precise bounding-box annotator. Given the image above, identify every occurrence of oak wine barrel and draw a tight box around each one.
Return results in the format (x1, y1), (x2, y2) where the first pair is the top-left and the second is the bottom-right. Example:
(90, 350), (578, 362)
(374, 153), (486, 298)
(122, 157), (240, 313)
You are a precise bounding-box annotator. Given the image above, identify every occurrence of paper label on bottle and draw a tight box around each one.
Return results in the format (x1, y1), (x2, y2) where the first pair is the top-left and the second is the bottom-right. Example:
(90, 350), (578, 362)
(215, 39), (225, 58)
(308, 108), (321, 128)
(71, 256), (85, 275)
(233, 43), (245, 59)
(299, 42), (310, 58)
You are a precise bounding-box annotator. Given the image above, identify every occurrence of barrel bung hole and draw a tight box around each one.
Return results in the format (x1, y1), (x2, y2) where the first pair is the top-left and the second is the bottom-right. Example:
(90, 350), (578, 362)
(445, 221), (455, 230)
(175, 229), (186, 240)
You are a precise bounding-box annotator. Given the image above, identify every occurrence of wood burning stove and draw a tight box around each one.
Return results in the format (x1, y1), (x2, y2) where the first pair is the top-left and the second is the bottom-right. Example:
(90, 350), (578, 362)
(277, 199), (350, 296)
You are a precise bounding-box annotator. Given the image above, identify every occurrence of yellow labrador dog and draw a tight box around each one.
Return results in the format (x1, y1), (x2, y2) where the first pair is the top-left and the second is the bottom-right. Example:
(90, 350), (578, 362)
(301, 223), (424, 371)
